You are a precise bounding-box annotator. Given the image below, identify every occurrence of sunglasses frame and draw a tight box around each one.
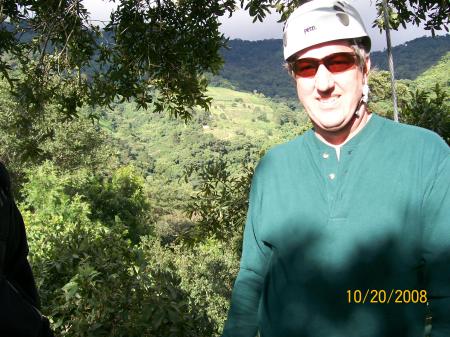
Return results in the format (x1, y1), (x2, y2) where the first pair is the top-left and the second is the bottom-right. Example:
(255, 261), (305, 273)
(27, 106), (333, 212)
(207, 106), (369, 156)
(290, 52), (358, 78)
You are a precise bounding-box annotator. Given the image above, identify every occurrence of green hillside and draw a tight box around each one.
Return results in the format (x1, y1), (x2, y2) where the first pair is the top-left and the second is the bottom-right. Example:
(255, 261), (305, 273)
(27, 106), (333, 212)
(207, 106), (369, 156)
(414, 51), (450, 93)
(98, 87), (309, 181)
(207, 87), (308, 139)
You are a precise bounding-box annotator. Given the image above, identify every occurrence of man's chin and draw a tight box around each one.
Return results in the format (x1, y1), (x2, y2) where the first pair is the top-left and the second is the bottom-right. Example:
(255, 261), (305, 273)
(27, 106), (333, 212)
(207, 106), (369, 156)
(316, 121), (348, 133)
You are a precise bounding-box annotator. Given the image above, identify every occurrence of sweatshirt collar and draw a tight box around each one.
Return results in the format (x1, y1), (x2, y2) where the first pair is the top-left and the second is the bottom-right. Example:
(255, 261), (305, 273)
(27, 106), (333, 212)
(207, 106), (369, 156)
(306, 113), (385, 152)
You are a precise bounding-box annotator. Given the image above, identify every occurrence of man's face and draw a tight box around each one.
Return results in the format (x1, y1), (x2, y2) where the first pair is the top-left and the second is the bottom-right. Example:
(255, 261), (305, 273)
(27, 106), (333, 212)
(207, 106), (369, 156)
(294, 40), (370, 134)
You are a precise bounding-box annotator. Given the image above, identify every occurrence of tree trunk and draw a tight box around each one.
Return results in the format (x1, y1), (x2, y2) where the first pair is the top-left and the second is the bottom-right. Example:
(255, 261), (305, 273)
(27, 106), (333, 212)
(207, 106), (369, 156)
(382, 0), (399, 122)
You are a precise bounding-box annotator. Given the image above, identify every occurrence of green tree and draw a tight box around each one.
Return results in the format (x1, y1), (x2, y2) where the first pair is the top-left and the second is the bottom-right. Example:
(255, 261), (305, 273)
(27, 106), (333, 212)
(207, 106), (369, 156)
(22, 161), (216, 337)
(368, 70), (414, 119)
(83, 165), (152, 242)
(0, 0), (235, 120)
(184, 159), (254, 244)
(373, 0), (449, 35)
(400, 84), (450, 144)
(0, 78), (114, 191)
(171, 238), (240, 333)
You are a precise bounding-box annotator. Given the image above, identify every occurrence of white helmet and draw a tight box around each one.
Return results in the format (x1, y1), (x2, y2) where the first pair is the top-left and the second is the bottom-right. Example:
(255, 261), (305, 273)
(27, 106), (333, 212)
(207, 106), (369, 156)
(283, 0), (371, 61)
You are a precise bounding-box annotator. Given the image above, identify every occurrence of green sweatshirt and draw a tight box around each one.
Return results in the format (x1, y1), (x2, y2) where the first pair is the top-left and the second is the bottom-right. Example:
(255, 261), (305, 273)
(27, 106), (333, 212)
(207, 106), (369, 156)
(222, 114), (450, 337)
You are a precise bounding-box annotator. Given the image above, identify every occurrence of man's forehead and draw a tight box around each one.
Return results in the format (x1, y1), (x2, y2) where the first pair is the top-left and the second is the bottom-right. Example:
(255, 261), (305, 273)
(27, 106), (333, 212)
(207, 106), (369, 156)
(294, 39), (353, 59)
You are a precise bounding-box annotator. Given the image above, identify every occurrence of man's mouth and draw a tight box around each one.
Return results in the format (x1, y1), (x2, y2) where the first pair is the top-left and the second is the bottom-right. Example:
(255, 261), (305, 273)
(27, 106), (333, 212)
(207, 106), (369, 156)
(317, 96), (339, 107)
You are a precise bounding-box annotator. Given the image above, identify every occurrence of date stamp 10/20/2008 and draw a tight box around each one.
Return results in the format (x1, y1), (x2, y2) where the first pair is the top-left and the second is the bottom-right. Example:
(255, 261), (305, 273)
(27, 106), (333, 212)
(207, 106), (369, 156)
(346, 289), (428, 304)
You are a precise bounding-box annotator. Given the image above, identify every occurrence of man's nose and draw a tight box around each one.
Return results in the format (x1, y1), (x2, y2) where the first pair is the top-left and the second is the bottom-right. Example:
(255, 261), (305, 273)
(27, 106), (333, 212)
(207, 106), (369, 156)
(314, 64), (334, 92)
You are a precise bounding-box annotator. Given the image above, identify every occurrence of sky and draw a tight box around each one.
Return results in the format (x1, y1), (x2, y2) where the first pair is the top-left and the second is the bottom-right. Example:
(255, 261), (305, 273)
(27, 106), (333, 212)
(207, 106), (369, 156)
(85, 0), (446, 52)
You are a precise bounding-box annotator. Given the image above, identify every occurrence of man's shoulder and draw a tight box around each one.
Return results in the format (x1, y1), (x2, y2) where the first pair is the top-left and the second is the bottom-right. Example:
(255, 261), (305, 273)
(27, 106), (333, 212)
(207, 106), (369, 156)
(379, 115), (447, 148)
(269, 133), (308, 155)
(374, 115), (449, 174)
(255, 131), (310, 176)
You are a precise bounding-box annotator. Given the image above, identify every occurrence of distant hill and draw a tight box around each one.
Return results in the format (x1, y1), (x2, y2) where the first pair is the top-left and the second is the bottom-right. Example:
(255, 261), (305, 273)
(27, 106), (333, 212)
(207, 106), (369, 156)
(98, 87), (308, 179)
(211, 39), (296, 99)
(213, 35), (450, 99)
(370, 35), (450, 79)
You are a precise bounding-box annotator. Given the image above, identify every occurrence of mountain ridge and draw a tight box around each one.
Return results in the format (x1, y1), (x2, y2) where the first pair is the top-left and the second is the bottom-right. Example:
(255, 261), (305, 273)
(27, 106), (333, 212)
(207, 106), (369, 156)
(213, 35), (450, 99)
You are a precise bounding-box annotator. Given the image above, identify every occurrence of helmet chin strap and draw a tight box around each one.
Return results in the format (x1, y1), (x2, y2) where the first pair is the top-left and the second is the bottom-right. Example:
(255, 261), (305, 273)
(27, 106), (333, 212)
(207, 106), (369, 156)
(355, 83), (369, 117)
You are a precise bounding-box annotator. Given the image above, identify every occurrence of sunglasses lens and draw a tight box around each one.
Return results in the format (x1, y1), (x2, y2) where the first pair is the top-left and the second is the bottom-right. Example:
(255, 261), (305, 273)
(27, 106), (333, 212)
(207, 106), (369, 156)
(293, 60), (318, 78)
(326, 53), (356, 73)
(292, 53), (356, 77)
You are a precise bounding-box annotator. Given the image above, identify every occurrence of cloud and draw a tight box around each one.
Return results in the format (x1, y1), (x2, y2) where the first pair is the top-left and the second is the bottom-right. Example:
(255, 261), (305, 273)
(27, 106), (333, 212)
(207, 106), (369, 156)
(83, 0), (442, 52)
(218, 1), (440, 52)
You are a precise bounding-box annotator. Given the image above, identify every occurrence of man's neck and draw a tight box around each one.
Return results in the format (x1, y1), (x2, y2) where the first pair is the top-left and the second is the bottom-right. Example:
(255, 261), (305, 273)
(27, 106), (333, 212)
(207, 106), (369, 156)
(315, 108), (371, 146)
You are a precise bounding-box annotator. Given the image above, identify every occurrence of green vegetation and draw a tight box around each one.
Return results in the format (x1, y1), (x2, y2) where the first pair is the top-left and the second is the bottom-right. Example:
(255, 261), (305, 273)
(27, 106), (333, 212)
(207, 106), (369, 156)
(368, 52), (450, 144)
(414, 51), (450, 93)
(98, 86), (308, 183)
(213, 39), (298, 99)
(400, 84), (450, 144)
(370, 36), (450, 80)
(23, 163), (217, 336)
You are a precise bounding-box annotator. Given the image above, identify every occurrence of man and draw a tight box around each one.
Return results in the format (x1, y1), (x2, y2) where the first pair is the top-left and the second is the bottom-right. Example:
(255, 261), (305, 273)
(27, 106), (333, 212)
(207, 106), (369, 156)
(222, 1), (450, 336)
(0, 162), (54, 337)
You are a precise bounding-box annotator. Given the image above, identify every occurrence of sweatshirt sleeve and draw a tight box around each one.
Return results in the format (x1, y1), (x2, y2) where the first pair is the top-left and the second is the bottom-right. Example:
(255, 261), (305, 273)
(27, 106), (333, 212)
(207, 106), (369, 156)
(0, 162), (40, 309)
(421, 153), (450, 336)
(222, 166), (272, 337)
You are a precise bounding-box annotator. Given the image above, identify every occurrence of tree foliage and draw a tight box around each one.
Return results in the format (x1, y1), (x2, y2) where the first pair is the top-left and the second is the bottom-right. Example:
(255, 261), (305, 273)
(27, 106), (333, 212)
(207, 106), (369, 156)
(400, 84), (450, 144)
(366, 69), (449, 144)
(0, 78), (114, 191)
(22, 161), (217, 337)
(82, 166), (152, 243)
(0, 0), (448, 122)
(184, 159), (254, 243)
(0, 0), (235, 120)
(373, 0), (449, 36)
(367, 69), (413, 119)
